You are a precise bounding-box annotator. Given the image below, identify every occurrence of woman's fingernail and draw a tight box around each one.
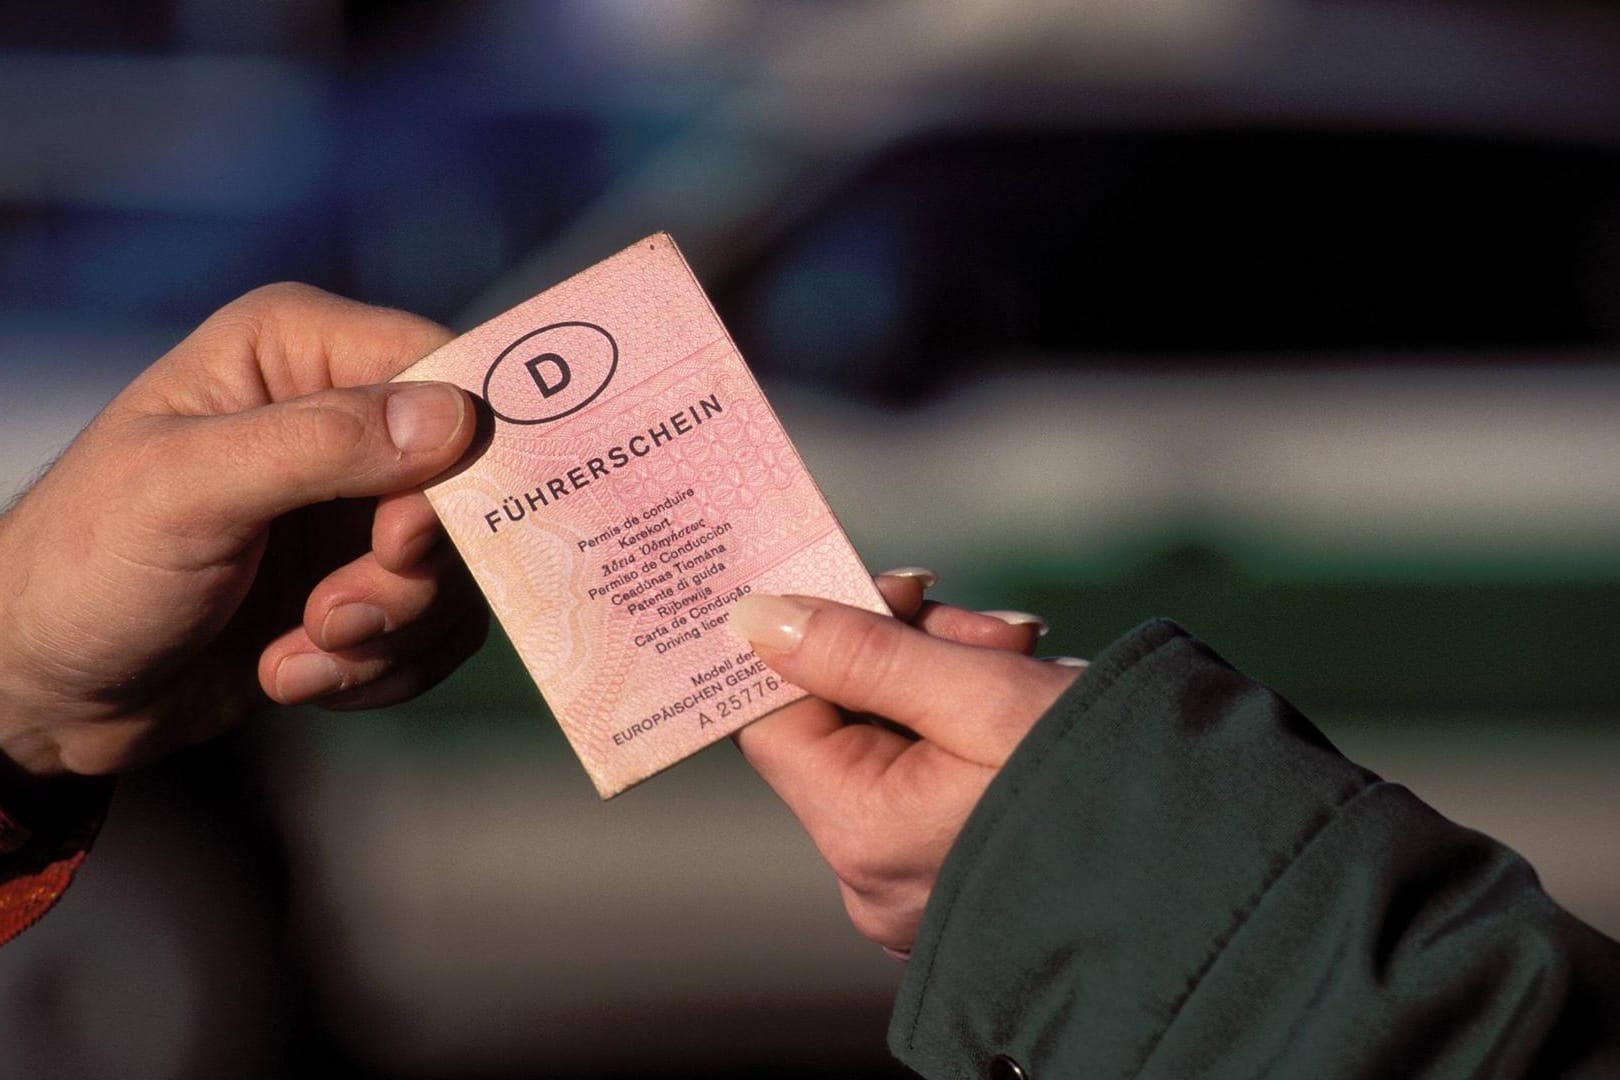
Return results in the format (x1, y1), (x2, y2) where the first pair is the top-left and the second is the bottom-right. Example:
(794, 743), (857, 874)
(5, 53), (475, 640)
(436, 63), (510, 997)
(1047, 656), (1090, 668)
(877, 566), (939, 589)
(980, 610), (1050, 637)
(322, 603), (388, 648)
(731, 594), (815, 652)
(275, 653), (344, 702)
(387, 383), (466, 453)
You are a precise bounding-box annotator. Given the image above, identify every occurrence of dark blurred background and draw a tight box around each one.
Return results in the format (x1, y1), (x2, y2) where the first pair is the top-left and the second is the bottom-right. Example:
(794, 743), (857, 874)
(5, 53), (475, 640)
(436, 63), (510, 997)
(2, 2), (1619, 1077)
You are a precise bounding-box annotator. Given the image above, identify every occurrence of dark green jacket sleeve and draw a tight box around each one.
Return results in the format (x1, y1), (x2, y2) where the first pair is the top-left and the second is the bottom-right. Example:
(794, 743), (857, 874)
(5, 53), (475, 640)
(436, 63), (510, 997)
(889, 620), (1620, 1079)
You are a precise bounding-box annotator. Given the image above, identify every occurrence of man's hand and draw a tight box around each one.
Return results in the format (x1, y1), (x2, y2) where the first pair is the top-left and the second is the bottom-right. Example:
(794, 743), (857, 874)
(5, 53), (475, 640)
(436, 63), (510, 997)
(731, 581), (1082, 956)
(0, 284), (486, 779)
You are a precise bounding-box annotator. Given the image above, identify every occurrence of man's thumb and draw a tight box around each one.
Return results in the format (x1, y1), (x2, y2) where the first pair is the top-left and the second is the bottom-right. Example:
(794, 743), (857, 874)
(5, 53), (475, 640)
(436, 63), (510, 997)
(166, 381), (475, 525)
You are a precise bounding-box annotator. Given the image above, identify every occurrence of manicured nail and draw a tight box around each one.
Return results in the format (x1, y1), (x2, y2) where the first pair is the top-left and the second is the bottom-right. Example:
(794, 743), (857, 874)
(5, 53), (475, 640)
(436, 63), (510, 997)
(980, 610), (1049, 637)
(322, 603), (388, 649)
(731, 594), (814, 652)
(387, 383), (465, 453)
(878, 566), (939, 589)
(275, 652), (344, 702)
(1047, 656), (1089, 668)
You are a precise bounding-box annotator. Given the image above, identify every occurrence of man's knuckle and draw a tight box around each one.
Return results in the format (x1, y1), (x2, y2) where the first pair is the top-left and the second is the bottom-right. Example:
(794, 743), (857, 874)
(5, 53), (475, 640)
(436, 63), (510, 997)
(55, 731), (119, 777)
(289, 399), (373, 460)
(205, 283), (337, 360)
(208, 282), (312, 340)
(232, 281), (330, 314)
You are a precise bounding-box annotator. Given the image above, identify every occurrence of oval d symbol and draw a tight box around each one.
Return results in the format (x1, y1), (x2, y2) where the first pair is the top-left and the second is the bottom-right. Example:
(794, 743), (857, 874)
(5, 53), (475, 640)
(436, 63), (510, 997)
(483, 322), (618, 425)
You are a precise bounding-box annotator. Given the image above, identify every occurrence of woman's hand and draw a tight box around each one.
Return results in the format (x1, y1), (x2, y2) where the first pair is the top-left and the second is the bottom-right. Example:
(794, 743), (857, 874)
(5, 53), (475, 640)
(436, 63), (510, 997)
(731, 576), (1083, 956)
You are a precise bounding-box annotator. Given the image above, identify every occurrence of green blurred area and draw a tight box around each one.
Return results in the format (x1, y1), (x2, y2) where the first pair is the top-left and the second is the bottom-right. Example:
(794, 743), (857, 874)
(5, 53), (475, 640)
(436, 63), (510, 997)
(992, 531), (1620, 721)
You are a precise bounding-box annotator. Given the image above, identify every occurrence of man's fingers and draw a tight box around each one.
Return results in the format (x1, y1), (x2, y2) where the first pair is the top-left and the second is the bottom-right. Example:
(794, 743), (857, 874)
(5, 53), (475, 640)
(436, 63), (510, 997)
(318, 602), (491, 711)
(373, 491), (447, 572)
(162, 282), (454, 400)
(302, 544), (480, 652)
(730, 594), (1078, 764)
(259, 590), (488, 707)
(154, 381), (476, 530)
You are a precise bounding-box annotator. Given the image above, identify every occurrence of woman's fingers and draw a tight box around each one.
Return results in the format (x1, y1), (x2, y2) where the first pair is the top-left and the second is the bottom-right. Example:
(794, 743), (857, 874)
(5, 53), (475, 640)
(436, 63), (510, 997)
(743, 570), (933, 757)
(730, 579), (1078, 954)
(730, 594), (1078, 765)
(873, 566), (937, 621)
(871, 564), (1047, 654)
(736, 708), (994, 953)
(735, 698), (909, 807)
(914, 602), (1046, 654)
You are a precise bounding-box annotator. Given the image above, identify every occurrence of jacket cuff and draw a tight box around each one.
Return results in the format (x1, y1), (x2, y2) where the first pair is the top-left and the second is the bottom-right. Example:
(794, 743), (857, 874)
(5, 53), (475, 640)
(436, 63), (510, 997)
(888, 619), (1377, 1079)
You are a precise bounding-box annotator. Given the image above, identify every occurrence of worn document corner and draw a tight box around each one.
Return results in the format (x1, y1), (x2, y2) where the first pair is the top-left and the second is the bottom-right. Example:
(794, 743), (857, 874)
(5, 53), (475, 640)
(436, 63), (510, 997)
(396, 233), (885, 797)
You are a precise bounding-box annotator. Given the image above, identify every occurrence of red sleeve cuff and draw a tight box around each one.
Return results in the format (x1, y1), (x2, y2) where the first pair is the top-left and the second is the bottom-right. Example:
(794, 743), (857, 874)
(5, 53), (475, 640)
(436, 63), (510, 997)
(0, 781), (112, 945)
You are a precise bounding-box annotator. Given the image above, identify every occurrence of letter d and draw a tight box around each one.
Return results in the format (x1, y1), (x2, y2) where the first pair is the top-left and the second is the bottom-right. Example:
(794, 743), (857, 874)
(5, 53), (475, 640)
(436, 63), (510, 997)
(526, 352), (572, 398)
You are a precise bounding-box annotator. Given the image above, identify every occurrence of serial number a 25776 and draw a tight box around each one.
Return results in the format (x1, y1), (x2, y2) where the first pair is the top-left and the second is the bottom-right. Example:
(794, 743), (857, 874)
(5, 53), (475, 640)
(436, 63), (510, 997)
(714, 675), (783, 719)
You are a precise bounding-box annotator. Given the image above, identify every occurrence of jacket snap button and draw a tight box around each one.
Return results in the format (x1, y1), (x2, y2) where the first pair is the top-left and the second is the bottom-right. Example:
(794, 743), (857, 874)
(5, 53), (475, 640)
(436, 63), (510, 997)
(989, 1054), (1029, 1080)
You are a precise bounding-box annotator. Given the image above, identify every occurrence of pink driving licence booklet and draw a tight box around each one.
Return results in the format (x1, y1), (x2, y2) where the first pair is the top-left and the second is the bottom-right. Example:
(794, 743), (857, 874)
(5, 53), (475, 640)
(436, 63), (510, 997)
(397, 234), (885, 797)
